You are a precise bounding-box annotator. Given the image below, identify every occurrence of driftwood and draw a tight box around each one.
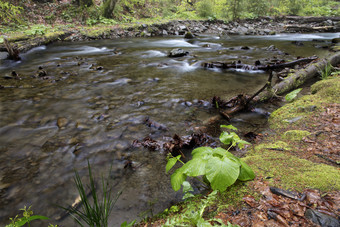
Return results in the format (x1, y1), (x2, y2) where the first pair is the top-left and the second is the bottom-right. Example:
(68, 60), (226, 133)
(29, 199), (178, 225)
(206, 52), (340, 122)
(202, 56), (318, 71)
(4, 38), (21, 61)
(284, 25), (336, 33)
(254, 52), (340, 102)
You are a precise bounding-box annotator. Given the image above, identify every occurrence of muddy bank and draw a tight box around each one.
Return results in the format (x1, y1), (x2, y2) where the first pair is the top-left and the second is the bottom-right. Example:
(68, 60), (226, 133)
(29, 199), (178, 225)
(1, 16), (340, 58)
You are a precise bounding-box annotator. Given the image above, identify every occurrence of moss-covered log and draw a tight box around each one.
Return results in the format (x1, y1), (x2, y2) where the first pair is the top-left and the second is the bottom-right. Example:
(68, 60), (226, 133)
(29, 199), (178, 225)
(254, 52), (340, 102)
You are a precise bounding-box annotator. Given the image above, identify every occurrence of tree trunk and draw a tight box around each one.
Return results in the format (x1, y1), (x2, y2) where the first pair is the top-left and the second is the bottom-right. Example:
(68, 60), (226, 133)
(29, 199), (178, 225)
(102, 0), (118, 18)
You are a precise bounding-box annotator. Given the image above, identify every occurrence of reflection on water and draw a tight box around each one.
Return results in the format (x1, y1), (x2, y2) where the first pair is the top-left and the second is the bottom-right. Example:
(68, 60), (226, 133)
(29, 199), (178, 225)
(0, 33), (337, 226)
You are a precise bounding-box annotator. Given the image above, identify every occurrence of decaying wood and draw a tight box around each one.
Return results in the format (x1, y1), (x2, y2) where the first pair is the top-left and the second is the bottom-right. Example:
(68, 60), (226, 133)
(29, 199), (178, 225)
(202, 56), (317, 71)
(205, 52), (340, 122)
(254, 52), (340, 102)
(4, 38), (21, 61)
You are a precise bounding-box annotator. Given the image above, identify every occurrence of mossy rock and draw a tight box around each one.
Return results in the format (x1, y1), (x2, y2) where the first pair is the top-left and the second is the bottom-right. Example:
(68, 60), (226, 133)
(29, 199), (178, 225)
(282, 130), (311, 141)
(269, 95), (322, 129)
(311, 77), (340, 103)
(331, 38), (340, 43)
(184, 32), (194, 39)
(244, 148), (340, 191)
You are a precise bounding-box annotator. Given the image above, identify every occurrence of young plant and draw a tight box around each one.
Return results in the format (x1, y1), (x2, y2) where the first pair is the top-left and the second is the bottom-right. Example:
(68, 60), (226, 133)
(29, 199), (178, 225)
(285, 88), (302, 102)
(166, 125), (255, 193)
(5, 206), (49, 227)
(60, 161), (121, 227)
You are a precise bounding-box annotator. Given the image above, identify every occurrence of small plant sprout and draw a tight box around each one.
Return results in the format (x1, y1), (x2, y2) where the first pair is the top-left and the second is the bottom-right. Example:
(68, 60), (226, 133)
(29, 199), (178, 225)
(5, 206), (49, 227)
(166, 125), (255, 193)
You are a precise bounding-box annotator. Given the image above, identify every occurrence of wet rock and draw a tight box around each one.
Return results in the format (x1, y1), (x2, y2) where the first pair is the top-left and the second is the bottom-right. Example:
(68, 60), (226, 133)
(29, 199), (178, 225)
(331, 38), (340, 43)
(305, 209), (340, 227)
(266, 45), (278, 51)
(168, 48), (189, 58)
(292, 41), (304, 46)
(57, 117), (68, 129)
(184, 32), (195, 39)
(241, 46), (250, 50)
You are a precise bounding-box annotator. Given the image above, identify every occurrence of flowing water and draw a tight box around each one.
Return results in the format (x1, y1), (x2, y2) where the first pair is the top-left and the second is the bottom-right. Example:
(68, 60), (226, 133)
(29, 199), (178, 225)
(0, 33), (338, 226)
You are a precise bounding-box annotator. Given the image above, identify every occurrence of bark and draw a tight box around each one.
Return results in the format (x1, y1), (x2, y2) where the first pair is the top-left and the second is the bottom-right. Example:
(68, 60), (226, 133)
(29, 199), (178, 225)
(102, 0), (118, 18)
(254, 52), (340, 102)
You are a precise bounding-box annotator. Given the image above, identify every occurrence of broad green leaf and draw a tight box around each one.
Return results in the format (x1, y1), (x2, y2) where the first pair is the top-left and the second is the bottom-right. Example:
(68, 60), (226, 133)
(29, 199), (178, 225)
(219, 132), (233, 145)
(238, 159), (255, 181)
(171, 169), (187, 191)
(181, 158), (208, 177)
(212, 147), (228, 158)
(285, 88), (302, 102)
(205, 157), (240, 192)
(220, 125), (238, 131)
(166, 155), (180, 173)
(191, 147), (214, 159)
(197, 218), (212, 227)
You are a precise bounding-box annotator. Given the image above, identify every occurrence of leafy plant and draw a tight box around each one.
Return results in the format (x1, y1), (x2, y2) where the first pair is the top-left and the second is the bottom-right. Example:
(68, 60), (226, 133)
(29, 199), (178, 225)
(285, 88), (302, 102)
(0, 1), (23, 25)
(166, 125), (255, 192)
(164, 191), (239, 226)
(59, 161), (121, 227)
(5, 206), (49, 227)
(319, 63), (334, 80)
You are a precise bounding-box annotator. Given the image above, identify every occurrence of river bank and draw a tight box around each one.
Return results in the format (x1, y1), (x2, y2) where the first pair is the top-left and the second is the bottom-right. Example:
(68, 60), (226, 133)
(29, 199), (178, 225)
(1, 16), (340, 59)
(140, 73), (340, 226)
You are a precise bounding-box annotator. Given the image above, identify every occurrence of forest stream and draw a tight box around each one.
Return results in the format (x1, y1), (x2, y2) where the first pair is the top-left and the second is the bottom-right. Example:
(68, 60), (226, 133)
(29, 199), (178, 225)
(0, 33), (339, 226)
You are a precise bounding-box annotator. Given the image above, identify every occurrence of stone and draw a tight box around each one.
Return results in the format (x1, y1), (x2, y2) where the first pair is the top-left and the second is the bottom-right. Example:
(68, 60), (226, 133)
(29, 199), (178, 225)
(57, 117), (68, 129)
(184, 32), (194, 39)
(168, 48), (189, 58)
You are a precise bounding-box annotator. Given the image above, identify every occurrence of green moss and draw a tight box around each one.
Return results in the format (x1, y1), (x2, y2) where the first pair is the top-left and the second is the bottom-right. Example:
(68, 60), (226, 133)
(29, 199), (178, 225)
(311, 76), (340, 103)
(282, 130), (311, 141)
(243, 149), (340, 191)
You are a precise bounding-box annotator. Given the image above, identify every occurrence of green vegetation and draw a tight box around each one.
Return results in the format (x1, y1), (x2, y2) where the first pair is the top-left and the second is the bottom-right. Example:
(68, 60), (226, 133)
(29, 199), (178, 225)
(0, 1), (23, 25)
(285, 88), (302, 102)
(167, 125), (255, 192)
(5, 206), (50, 227)
(164, 191), (238, 226)
(59, 161), (121, 227)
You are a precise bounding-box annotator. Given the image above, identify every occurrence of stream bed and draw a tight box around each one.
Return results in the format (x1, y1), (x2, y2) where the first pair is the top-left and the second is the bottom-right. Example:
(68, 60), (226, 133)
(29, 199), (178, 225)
(0, 33), (339, 226)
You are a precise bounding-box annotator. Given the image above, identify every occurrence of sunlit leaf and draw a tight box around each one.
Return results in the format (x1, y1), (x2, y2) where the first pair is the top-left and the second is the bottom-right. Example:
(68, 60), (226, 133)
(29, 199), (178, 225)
(166, 155), (181, 173)
(205, 157), (240, 191)
(181, 157), (208, 177)
(171, 169), (187, 191)
(285, 88), (302, 102)
(191, 147), (214, 159)
(238, 159), (255, 181)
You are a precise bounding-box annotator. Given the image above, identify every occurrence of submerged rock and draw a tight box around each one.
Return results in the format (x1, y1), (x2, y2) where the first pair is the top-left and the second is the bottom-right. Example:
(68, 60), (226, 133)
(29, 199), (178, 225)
(184, 32), (195, 39)
(168, 48), (189, 57)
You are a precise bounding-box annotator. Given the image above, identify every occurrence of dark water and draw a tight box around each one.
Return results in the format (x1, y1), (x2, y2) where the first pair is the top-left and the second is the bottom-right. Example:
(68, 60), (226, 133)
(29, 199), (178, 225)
(0, 33), (338, 226)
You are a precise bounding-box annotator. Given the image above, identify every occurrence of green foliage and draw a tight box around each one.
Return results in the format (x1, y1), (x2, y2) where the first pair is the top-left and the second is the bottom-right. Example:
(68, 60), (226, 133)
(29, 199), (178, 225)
(285, 88), (302, 102)
(59, 161), (121, 227)
(167, 125), (254, 193)
(197, 0), (214, 18)
(164, 191), (239, 226)
(120, 220), (136, 227)
(319, 63), (334, 80)
(5, 206), (50, 227)
(23, 25), (49, 36)
(0, 1), (23, 25)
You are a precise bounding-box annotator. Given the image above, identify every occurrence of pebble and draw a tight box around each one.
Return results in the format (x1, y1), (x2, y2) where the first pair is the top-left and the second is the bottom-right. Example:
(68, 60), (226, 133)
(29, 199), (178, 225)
(57, 117), (68, 128)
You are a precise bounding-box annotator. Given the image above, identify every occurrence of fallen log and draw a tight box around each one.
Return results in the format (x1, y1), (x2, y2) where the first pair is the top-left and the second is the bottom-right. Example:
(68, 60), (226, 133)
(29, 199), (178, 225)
(202, 56), (317, 71)
(254, 52), (340, 102)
